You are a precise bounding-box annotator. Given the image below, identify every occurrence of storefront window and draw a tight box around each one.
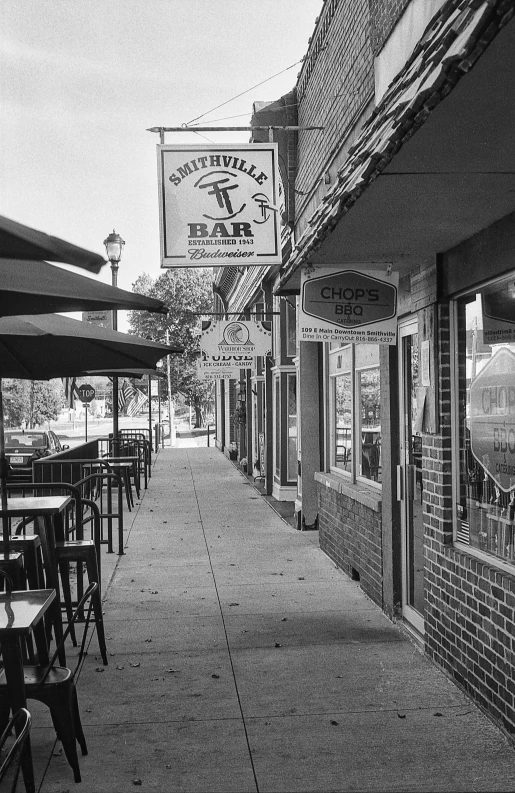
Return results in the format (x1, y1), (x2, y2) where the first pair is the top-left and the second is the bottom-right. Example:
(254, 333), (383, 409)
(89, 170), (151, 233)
(358, 366), (381, 481)
(286, 299), (297, 359)
(287, 374), (297, 481)
(274, 376), (280, 477)
(454, 278), (515, 567)
(330, 344), (381, 484)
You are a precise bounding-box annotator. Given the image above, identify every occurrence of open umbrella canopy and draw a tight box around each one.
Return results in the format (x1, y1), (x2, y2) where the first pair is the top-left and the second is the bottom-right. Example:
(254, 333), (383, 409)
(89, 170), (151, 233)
(0, 314), (178, 379)
(0, 259), (168, 317)
(0, 214), (106, 273)
(83, 367), (172, 378)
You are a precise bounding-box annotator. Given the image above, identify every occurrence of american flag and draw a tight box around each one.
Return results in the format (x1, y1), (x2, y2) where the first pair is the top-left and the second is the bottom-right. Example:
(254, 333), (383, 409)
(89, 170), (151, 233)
(118, 380), (135, 412)
(126, 389), (148, 417)
(62, 378), (78, 408)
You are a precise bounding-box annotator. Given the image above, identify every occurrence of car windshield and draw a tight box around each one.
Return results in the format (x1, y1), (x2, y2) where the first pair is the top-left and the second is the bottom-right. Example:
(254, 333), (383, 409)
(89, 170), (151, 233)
(5, 432), (46, 448)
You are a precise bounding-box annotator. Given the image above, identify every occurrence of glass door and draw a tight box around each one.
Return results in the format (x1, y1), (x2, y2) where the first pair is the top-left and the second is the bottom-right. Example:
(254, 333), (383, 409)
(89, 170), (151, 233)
(398, 320), (425, 634)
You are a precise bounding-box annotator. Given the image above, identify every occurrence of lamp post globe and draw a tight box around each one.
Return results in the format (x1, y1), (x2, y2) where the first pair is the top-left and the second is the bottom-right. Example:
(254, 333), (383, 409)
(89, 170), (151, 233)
(103, 230), (125, 449)
(103, 230), (125, 298)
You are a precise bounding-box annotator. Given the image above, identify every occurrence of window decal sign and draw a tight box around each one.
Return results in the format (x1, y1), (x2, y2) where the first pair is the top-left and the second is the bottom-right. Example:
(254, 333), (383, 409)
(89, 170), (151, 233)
(200, 320), (271, 357)
(470, 347), (515, 492)
(158, 144), (281, 267)
(481, 287), (515, 345)
(300, 266), (398, 344)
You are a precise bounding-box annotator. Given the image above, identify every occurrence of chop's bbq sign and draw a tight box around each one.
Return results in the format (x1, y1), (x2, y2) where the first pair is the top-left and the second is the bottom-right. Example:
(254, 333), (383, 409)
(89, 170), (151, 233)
(300, 267), (398, 344)
(470, 347), (515, 492)
(158, 144), (281, 267)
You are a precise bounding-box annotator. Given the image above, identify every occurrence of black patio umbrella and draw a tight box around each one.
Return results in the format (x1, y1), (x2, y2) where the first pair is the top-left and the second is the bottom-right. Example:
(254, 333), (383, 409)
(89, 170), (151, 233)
(82, 367), (173, 378)
(0, 214), (106, 273)
(0, 259), (168, 317)
(0, 313), (178, 550)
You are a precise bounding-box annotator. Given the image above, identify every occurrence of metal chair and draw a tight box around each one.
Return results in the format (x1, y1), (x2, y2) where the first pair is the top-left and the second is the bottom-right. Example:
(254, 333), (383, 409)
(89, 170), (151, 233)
(0, 582), (99, 784)
(0, 708), (32, 793)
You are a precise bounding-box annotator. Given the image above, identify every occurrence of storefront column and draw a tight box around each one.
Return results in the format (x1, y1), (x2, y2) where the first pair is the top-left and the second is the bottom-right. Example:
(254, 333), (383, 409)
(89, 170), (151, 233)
(298, 340), (321, 528)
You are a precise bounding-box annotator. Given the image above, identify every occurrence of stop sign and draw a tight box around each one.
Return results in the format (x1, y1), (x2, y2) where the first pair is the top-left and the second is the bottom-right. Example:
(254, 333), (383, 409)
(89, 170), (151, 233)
(470, 347), (515, 492)
(77, 383), (95, 404)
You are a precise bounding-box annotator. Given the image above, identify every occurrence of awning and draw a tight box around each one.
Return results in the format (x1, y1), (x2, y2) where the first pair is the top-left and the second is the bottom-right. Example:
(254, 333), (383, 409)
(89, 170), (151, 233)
(277, 0), (515, 293)
(0, 214), (106, 273)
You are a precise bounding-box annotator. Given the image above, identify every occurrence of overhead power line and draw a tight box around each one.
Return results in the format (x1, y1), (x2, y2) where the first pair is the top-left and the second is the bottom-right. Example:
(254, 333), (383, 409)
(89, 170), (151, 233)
(185, 59), (303, 126)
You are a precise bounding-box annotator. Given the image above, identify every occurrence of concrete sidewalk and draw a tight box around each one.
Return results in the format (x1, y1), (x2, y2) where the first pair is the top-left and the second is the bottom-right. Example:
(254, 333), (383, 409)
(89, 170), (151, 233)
(36, 447), (515, 792)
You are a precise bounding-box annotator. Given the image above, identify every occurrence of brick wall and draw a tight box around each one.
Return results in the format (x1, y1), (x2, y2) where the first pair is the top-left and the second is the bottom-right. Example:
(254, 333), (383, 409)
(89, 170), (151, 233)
(318, 481), (383, 607)
(425, 302), (515, 735)
(295, 0), (375, 223)
(368, 0), (412, 55)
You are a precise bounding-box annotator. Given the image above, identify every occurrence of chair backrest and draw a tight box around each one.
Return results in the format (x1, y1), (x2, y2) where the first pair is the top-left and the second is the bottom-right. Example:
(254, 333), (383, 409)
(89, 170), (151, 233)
(0, 708), (31, 792)
(41, 581), (98, 683)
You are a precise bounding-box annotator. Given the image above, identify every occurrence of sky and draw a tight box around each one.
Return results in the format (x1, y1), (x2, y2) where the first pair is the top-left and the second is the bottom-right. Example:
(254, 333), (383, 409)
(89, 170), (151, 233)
(0, 0), (323, 329)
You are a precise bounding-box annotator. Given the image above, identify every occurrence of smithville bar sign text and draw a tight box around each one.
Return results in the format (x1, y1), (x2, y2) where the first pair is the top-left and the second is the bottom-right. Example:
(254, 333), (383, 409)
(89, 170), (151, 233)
(158, 144), (281, 268)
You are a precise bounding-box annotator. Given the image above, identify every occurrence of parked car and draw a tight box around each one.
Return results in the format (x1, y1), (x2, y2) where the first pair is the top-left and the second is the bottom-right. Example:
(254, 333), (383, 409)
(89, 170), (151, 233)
(5, 430), (69, 481)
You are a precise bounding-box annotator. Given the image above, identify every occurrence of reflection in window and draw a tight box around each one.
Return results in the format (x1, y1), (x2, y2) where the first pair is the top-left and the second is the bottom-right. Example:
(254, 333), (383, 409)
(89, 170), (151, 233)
(274, 377), (280, 477)
(335, 374), (352, 471)
(287, 374), (297, 481)
(330, 344), (381, 484)
(286, 299), (297, 358)
(359, 367), (381, 482)
(455, 281), (515, 568)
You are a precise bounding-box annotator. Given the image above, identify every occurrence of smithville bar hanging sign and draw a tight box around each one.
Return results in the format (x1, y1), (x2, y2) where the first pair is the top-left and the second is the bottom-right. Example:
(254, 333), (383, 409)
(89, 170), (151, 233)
(157, 143), (281, 268)
(300, 267), (398, 345)
(200, 320), (272, 358)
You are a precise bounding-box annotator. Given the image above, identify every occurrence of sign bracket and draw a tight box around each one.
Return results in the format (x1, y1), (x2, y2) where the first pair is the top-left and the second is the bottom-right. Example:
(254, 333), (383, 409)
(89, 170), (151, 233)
(149, 125), (324, 144)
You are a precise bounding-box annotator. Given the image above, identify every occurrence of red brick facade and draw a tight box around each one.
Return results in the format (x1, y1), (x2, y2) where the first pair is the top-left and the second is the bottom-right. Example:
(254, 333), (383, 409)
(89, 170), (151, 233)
(424, 303), (515, 735)
(318, 479), (383, 605)
(295, 0), (375, 224)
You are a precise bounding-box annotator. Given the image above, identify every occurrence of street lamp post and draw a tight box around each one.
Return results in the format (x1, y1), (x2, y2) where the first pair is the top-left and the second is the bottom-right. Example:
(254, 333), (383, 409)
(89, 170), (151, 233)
(103, 230), (125, 450)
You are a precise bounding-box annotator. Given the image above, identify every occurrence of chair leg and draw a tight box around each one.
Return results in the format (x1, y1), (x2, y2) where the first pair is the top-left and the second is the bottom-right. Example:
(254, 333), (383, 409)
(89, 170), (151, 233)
(40, 687), (82, 784)
(71, 686), (87, 756)
(58, 559), (78, 647)
(84, 553), (108, 666)
(0, 695), (11, 738)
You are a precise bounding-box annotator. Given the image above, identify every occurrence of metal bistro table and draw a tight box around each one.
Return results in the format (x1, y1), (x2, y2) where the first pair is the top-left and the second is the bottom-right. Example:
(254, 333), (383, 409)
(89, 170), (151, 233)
(0, 496), (71, 664)
(0, 587), (56, 793)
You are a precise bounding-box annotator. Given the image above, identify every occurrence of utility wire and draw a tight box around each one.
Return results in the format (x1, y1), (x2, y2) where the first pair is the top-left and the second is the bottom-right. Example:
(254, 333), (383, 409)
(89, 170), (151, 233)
(189, 102), (300, 127)
(185, 59), (303, 126)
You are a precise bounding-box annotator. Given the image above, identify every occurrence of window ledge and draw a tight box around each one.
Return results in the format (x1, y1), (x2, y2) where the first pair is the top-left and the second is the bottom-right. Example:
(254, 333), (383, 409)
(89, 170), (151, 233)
(315, 471), (382, 511)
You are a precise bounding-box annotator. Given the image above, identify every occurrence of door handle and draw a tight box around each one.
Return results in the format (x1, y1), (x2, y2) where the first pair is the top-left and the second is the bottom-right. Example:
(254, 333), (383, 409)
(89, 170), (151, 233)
(407, 464), (416, 501)
(397, 464), (417, 501)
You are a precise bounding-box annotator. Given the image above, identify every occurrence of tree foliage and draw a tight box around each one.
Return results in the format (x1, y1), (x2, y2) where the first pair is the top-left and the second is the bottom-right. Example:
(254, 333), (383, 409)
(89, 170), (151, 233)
(129, 269), (214, 426)
(3, 379), (65, 428)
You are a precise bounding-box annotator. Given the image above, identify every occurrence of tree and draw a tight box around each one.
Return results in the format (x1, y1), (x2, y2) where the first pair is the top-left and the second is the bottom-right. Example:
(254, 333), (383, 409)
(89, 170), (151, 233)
(3, 379), (65, 428)
(129, 269), (214, 426)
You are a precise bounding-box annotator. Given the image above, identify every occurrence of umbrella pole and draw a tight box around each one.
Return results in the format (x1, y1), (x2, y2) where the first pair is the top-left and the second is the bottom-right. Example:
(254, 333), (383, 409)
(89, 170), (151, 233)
(0, 380), (11, 558)
(112, 375), (119, 455)
(148, 375), (152, 452)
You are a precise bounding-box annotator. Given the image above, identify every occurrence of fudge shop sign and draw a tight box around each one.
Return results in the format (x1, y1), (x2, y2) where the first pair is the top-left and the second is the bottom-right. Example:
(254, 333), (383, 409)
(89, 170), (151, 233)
(300, 267), (398, 345)
(157, 144), (281, 268)
(197, 351), (253, 381)
(200, 320), (272, 358)
(470, 347), (515, 492)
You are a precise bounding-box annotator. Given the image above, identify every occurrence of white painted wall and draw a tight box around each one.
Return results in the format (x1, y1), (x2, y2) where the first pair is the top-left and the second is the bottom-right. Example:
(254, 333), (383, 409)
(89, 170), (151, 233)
(374, 0), (447, 102)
